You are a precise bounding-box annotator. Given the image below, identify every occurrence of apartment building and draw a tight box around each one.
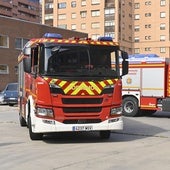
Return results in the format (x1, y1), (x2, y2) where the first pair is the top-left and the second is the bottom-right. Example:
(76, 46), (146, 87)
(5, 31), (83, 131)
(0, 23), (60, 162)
(42, 0), (170, 57)
(131, 0), (170, 57)
(42, 0), (119, 40)
(0, 0), (40, 23)
(0, 15), (87, 91)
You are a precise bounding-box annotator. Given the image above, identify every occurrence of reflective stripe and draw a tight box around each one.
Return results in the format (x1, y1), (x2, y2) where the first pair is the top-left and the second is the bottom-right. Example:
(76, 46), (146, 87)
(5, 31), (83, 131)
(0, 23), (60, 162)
(44, 77), (117, 95)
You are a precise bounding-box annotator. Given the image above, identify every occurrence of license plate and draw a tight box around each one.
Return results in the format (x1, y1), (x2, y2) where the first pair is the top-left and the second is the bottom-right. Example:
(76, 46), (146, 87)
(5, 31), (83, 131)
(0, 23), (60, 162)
(9, 98), (15, 100)
(72, 125), (93, 131)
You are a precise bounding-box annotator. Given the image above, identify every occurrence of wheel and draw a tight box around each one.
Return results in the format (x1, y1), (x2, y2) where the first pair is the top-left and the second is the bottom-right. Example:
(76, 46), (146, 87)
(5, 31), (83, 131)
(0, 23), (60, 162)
(122, 96), (139, 117)
(100, 130), (111, 139)
(28, 116), (43, 140)
(19, 113), (27, 127)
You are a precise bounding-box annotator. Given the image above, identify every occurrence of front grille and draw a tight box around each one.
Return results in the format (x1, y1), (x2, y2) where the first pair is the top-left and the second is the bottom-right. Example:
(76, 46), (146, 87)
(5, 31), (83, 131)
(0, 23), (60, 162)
(63, 119), (101, 124)
(62, 98), (103, 104)
(63, 107), (102, 113)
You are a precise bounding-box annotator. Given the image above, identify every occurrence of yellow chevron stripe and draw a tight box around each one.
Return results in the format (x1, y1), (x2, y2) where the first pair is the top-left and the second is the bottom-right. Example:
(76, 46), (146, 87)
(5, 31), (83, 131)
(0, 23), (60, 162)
(71, 83), (93, 95)
(64, 81), (78, 94)
(44, 77), (49, 81)
(50, 79), (57, 84)
(107, 79), (113, 84)
(99, 81), (106, 87)
(89, 82), (101, 94)
(59, 80), (67, 87)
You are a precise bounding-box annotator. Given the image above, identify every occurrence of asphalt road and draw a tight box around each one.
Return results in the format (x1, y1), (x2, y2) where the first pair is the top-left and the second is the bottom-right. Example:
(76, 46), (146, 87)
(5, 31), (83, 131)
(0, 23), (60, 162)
(0, 105), (170, 170)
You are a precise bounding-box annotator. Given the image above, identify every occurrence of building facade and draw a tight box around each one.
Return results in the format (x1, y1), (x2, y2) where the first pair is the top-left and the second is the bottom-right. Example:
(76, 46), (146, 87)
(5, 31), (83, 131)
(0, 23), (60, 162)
(42, 0), (170, 57)
(0, 15), (87, 91)
(131, 0), (170, 57)
(0, 0), (41, 23)
(42, 0), (119, 40)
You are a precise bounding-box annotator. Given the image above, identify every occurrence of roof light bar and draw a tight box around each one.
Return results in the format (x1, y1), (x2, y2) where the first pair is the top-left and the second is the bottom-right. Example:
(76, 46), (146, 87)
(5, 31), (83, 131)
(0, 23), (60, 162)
(43, 33), (62, 39)
(98, 36), (113, 42)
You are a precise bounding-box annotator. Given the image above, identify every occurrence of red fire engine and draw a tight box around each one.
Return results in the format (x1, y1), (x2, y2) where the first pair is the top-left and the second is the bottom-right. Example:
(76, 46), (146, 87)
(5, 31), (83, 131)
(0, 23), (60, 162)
(122, 54), (170, 117)
(18, 33), (128, 140)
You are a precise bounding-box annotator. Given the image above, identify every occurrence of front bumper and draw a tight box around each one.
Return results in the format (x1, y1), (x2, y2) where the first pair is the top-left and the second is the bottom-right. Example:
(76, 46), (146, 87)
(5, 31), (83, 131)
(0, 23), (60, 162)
(31, 116), (123, 133)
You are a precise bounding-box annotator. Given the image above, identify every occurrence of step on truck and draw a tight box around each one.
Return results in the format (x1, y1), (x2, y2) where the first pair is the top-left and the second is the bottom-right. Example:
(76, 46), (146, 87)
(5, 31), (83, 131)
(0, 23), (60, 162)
(18, 33), (128, 140)
(122, 54), (170, 117)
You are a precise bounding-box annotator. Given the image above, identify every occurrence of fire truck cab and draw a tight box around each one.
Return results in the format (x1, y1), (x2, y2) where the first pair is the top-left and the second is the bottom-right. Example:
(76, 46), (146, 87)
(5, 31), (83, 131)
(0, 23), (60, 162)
(18, 33), (128, 140)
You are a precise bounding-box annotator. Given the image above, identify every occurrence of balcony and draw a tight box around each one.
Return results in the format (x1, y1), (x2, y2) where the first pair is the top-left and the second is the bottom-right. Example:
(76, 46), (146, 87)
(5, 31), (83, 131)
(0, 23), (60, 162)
(0, 8), (12, 17)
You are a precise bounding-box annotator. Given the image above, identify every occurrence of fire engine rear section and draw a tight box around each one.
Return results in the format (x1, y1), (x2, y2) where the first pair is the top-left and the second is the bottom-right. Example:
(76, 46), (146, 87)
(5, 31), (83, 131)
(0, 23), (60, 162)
(18, 33), (128, 140)
(122, 54), (170, 117)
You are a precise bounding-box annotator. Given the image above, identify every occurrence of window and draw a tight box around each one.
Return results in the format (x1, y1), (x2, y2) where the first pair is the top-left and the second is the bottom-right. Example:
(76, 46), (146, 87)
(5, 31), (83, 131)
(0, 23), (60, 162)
(160, 12), (166, 18)
(91, 22), (100, 29)
(45, 14), (53, 20)
(145, 36), (151, 40)
(0, 34), (9, 48)
(58, 2), (66, 9)
(71, 13), (76, 19)
(145, 13), (151, 17)
(80, 11), (87, 18)
(160, 47), (166, 53)
(91, 10), (100, 17)
(134, 37), (139, 42)
(145, 1), (151, 5)
(0, 65), (9, 74)
(134, 48), (140, 54)
(145, 47), (151, 51)
(91, 0), (100, 5)
(81, 0), (86, 6)
(58, 14), (66, 20)
(134, 3), (140, 9)
(145, 24), (151, 28)
(15, 38), (29, 49)
(134, 25), (140, 31)
(105, 21), (115, 26)
(58, 25), (67, 29)
(160, 0), (166, 6)
(71, 24), (76, 30)
(45, 3), (53, 9)
(160, 23), (165, 30)
(105, 8), (115, 15)
(105, 32), (115, 39)
(134, 14), (140, 20)
(81, 23), (86, 30)
(71, 1), (76, 7)
(91, 34), (100, 40)
(129, 36), (132, 41)
(160, 35), (165, 41)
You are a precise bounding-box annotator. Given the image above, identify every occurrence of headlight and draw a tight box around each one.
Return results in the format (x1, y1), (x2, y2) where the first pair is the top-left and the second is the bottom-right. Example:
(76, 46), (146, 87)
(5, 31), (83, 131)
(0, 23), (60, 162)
(110, 107), (122, 115)
(36, 108), (54, 118)
(102, 84), (114, 94)
(50, 84), (63, 94)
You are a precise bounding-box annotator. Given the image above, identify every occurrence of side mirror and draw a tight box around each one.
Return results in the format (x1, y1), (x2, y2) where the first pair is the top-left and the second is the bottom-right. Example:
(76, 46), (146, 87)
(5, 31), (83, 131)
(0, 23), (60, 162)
(23, 57), (31, 73)
(122, 51), (128, 60)
(122, 60), (128, 76)
(121, 51), (129, 76)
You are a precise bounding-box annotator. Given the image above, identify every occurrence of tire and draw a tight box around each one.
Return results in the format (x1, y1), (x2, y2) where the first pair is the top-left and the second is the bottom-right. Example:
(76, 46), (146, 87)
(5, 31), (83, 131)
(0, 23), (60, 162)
(19, 113), (27, 127)
(100, 130), (111, 139)
(122, 96), (139, 117)
(28, 116), (43, 140)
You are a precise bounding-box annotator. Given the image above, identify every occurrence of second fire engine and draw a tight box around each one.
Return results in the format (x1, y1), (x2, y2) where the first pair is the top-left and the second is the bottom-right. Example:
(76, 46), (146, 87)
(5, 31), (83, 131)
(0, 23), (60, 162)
(122, 54), (170, 117)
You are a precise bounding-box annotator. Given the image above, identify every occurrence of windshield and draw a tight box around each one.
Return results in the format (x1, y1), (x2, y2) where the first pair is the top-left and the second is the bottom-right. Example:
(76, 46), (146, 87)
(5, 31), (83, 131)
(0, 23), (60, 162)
(43, 44), (118, 79)
(6, 84), (18, 91)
